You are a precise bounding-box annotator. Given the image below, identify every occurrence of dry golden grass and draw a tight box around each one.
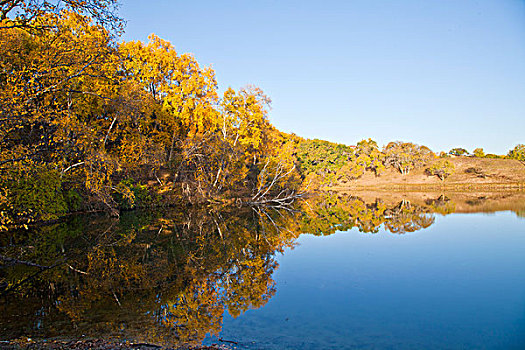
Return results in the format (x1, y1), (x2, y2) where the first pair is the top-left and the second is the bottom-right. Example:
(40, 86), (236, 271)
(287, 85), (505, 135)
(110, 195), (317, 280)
(331, 157), (525, 191)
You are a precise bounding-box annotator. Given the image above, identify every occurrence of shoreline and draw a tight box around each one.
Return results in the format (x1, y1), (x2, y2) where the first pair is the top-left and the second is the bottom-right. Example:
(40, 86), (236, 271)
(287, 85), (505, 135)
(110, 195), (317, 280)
(0, 339), (231, 350)
(326, 182), (525, 192)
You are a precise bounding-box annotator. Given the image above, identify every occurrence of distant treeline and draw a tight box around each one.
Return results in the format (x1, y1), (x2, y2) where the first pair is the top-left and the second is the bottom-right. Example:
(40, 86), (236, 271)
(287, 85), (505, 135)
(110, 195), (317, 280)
(295, 139), (525, 185)
(447, 146), (524, 160)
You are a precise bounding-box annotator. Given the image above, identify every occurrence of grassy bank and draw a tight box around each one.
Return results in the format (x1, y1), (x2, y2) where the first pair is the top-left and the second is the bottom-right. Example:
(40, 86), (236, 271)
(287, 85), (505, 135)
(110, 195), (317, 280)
(328, 157), (525, 191)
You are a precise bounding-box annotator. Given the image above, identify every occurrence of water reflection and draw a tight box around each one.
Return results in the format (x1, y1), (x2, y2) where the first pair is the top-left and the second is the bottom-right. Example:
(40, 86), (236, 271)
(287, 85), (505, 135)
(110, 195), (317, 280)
(1, 191), (524, 346)
(301, 194), (436, 235)
(1, 206), (299, 346)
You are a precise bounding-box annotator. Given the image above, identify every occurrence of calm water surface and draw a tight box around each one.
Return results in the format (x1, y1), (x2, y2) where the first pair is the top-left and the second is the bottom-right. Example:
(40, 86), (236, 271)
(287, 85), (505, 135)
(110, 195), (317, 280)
(1, 194), (524, 349)
(207, 212), (525, 349)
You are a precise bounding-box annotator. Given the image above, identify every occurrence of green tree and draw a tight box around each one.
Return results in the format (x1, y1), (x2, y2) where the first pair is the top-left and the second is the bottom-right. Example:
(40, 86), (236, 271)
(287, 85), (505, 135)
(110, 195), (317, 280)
(449, 148), (468, 156)
(295, 139), (354, 183)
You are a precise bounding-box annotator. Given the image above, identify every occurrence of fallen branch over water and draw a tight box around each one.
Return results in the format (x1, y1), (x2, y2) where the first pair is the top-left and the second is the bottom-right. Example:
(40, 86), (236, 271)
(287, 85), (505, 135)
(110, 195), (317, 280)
(218, 338), (238, 345)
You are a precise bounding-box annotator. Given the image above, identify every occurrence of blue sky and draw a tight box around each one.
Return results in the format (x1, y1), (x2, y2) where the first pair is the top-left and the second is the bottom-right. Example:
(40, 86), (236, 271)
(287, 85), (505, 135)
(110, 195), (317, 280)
(120, 0), (525, 154)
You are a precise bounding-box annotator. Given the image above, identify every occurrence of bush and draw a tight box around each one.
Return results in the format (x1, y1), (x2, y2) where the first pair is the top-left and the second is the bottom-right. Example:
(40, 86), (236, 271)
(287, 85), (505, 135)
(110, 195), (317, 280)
(113, 179), (152, 210)
(473, 148), (485, 157)
(3, 166), (68, 222)
(485, 154), (502, 159)
(449, 148), (468, 156)
(465, 167), (486, 178)
(426, 159), (455, 181)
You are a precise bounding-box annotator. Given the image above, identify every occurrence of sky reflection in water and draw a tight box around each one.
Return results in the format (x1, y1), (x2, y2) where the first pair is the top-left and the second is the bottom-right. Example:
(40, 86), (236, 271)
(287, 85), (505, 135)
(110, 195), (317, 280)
(209, 211), (525, 349)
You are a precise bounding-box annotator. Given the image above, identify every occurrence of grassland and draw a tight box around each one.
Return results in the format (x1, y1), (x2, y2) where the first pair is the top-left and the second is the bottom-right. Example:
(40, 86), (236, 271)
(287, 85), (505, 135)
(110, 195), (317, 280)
(331, 157), (525, 191)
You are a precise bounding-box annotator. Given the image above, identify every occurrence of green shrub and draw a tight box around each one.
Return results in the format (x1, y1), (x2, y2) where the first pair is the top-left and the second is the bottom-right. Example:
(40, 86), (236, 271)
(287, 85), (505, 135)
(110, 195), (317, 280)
(113, 179), (152, 210)
(4, 166), (68, 222)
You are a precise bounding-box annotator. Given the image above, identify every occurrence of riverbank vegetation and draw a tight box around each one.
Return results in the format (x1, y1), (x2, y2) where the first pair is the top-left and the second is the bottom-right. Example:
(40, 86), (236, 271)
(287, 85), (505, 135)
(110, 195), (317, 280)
(0, 1), (304, 230)
(1, 1), (523, 232)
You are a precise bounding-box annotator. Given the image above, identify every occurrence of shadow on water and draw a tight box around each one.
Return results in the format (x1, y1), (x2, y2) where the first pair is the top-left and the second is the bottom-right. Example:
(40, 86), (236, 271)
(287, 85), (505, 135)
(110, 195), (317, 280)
(1, 191), (524, 347)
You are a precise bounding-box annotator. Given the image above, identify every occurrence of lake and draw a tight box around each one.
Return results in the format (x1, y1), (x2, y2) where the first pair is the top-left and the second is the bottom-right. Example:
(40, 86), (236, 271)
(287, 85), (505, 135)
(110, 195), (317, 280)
(1, 192), (524, 349)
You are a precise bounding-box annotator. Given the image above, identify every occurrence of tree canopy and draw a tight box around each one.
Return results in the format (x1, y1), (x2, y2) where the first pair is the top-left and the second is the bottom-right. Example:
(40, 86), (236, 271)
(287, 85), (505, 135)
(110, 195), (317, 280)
(449, 148), (469, 156)
(383, 141), (433, 175)
(0, 6), (301, 229)
(507, 144), (525, 161)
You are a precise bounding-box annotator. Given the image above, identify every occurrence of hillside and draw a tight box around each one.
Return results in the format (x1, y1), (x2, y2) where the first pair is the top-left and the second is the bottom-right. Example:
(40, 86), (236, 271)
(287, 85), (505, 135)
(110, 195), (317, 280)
(331, 157), (525, 190)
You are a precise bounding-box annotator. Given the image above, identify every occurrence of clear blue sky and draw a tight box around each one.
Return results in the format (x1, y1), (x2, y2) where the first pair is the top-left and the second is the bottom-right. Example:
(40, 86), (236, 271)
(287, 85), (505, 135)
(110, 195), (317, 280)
(120, 0), (525, 155)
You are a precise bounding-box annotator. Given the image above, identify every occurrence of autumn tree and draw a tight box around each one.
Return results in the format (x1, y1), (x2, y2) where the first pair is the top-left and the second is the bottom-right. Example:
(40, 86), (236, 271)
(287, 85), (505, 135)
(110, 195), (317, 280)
(473, 148), (485, 158)
(218, 86), (280, 195)
(383, 141), (433, 175)
(1, 0), (122, 33)
(220, 86), (273, 156)
(119, 34), (219, 164)
(507, 144), (525, 161)
(354, 138), (385, 176)
(1, 2), (305, 226)
(335, 163), (364, 183)
(0, 9), (122, 221)
(250, 137), (303, 205)
(0, 0), (306, 227)
(426, 159), (455, 181)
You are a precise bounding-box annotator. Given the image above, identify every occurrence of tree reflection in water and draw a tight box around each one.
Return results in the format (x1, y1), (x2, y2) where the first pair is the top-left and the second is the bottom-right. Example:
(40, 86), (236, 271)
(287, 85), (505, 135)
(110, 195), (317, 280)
(0, 194), (467, 346)
(300, 193), (437, 235)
